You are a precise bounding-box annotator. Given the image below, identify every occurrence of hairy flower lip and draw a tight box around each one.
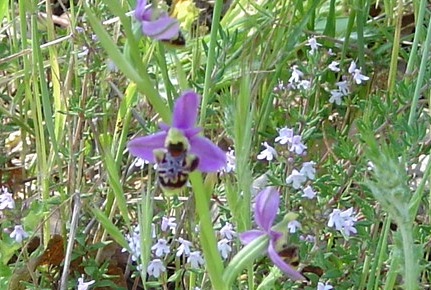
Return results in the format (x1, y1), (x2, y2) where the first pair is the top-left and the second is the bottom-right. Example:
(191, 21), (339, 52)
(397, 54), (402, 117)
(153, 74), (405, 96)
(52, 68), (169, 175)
(127, 90), (226, 172)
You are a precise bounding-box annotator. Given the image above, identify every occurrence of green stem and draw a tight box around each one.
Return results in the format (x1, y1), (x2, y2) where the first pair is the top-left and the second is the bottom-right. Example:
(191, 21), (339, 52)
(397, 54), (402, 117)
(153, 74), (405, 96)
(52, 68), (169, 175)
(399, 224), (419, 290)
(190, 172), (225, 290)
(199, 0), (223, 125)
(223, 234), (268, 286)
(407, 13), (431, 126)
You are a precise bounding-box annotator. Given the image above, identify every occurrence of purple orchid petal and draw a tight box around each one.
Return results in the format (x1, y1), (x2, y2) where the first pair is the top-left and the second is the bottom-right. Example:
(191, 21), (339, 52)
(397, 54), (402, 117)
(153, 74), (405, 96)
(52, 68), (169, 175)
(254, 187), (279, 232)
(172, 90), (199, 130)
(238, 230), (265, 245)
(135, 0), (150, 21)
(267, 239), (305, 281)
(127, 131), (167, 162)
(158, 122), (170, 132)
(142, 14), (180, 40)
(189, 135), (226, 172)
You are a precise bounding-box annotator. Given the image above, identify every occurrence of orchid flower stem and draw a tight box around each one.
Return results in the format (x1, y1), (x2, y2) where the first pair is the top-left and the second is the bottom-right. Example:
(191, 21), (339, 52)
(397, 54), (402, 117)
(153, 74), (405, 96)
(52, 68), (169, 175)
(223, 234), (268, 286)
(190, 172), (226, 290)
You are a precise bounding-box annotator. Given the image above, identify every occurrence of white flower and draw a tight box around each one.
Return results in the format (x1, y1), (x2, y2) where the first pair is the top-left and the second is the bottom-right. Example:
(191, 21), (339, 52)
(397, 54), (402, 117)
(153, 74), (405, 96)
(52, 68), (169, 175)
(274, 80), (286, 92)
(317, 281), (333, 290)
(300, 161), (316, 180)
(298, 79), (311, 90)
(348, 60), (357, 74)
(217, 238), (232, 260)
(288, 65), (304, 83)
(147, 259), (166, 278)
(329, 90), (343, 105)
(223, 149), (236, 173)
(257, 142), (277, 161)
(328, 207), (357, 236)
(176, 237), (192, 257)
(123, 226), (141, 261)
(352, 68), (369, 84)
(287, 220), (301, 233)
(300, 234), (315, 242)
(286, 169), (306, 189)
(77, 275), (95, 290)
(305, 36), (322, 54)
(0, 187), (14, 210)
(328, 61), (340, 72)
(132, 157), (148, 169)
(275, 127), (293, 145)
(348, 61), (369, 84)
(10, 225), (28, 243)
(161, 216), (177, 232)
(289, 135), (307, 155)
(151, 239), (170, 257)
(219, 222), (236, 240)
(301, 185), (316, 199)
(188, 251), (205, 268)
(335, 80), (349, 95)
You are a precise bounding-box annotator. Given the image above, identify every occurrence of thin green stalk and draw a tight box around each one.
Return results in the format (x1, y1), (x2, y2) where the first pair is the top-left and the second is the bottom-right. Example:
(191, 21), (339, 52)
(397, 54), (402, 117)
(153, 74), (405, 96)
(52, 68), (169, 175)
(199, 0), (223, 125)
(407, 14), (431, 126)
(405, 0), (427, 76)
(189, 172), (225, 290)
(386, 0), (403, 97)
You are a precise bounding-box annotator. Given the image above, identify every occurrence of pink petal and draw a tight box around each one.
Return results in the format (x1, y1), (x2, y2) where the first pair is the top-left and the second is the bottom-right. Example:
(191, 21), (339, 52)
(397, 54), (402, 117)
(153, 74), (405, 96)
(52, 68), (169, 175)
(172, 90), (199, 130)
(127, 131), (167, 162)
(267, 240), (305, 281)
(238, 230), (265, 245)
(254, 187), (279, 232)
(189, 136), (226, 172)
(142, 14), (180, 40)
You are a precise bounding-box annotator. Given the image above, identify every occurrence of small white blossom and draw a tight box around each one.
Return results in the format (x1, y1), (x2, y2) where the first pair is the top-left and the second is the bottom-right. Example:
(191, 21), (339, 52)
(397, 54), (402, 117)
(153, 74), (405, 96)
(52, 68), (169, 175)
(305, 36), (322, 54)
(188, 251), (205, 268)
(300, 234), (315, 242)
(286, 169), (306, 189)
(328, 207), (357, 236)
(151, 239), (170, 257)
(298, 79), (311, 90)
(176, 237), (192, 257)
(329, 90), (343, 105)
(348, 60), (357, 74)
(302, 185), (316, 199)
(219, 222), (236, 240)
(257, 142), (277, 161)
(161, 216), (177, 232)
(10, 225), (28, 243)
(223, 149), (236, 173)
(335, 80), (350, 95)
(147, 259), (166, 278)
(288, 65), (304, 83)
(289, 135), (307, 155)
(287, 220), (301, 233)
(217, 238), (232, 260)
(328, 61), (340, 72)
(275, 127), (293, 145)
(123, 226), (141, 261)
(300, 161), (316, 180)
(132, 157), (148, 169)
(352, 68), (370, 84)
(273, 80), (286, 92)
(77, 275), (95, 290)
(348, 61), (369, 84)
(317, 281), (333, 290)
(0, 187), (14, 210)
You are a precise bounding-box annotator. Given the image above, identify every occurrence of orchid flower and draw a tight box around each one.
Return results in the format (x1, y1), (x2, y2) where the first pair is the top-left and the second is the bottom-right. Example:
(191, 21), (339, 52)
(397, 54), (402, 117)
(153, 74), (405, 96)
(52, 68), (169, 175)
(127, 90), (226, 172)
(239, 187), (304, 281)
(135, 0), (180, 40)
